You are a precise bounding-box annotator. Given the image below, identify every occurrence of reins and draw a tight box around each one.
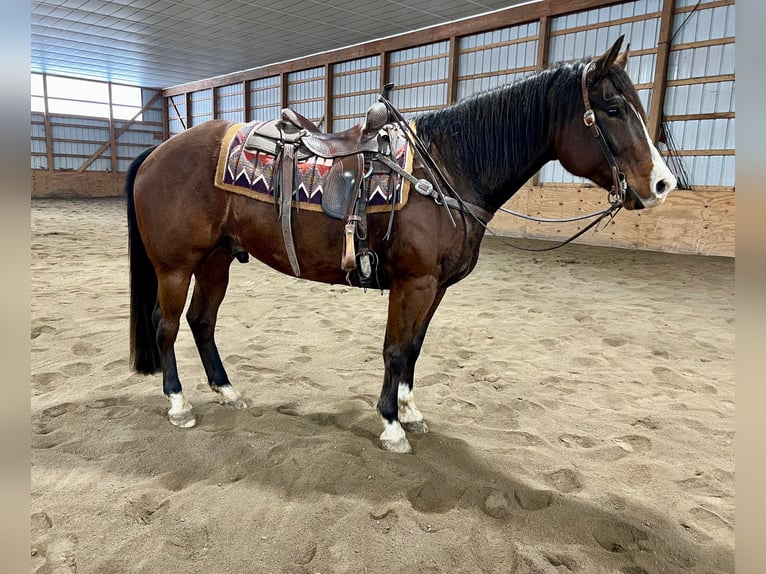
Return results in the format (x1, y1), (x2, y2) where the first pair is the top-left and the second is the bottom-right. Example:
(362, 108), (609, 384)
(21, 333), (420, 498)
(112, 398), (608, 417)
(376, 61), (628, 253)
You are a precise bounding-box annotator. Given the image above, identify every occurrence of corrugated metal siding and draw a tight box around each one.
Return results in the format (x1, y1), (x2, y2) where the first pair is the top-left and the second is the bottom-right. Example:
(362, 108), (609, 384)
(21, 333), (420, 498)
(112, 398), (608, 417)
(457, 22), (539, 100)
(540, 0), (662, 184)
(389, 40), (450, 118)
(286, 67), (325, 126)
(663, 1), (735, 187)
(141, 89), (163, 124)
(332, 55), (381, 132)
(215, 83), (244, 123)
(32, 88), (164, 171)
(167, 95), (186, 136)
(189, 88), (213, 126)
(249, 76), (281, 122)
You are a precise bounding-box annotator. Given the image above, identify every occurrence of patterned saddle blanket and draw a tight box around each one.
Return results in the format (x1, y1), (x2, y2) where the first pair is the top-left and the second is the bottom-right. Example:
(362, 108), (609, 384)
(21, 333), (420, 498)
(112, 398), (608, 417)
(213, 121), (413, 216)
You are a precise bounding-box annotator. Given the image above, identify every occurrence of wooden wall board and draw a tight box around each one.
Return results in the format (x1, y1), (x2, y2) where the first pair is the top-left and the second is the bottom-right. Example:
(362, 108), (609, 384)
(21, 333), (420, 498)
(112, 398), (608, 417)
(490, 185), (734, 257)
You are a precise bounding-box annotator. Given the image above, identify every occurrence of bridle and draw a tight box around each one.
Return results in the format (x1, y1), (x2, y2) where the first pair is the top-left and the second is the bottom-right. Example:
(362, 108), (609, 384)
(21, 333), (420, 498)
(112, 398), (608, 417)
(374, 62), (648, 252)
(580, 61), (643, 209)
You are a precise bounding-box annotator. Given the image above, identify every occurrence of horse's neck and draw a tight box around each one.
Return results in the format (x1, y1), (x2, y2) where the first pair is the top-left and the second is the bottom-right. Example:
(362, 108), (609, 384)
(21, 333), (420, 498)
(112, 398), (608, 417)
(420, 70), (568, 213)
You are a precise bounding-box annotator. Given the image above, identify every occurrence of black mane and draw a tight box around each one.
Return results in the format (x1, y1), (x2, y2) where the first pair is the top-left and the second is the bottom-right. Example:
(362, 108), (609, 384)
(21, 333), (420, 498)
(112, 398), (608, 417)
(414, 61), (586, 192)
(413, 58), (643, 198)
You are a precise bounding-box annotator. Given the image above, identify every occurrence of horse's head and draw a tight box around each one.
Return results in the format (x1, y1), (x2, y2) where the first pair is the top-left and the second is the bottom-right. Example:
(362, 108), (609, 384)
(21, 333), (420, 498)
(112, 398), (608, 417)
(555, 36), (676, 210)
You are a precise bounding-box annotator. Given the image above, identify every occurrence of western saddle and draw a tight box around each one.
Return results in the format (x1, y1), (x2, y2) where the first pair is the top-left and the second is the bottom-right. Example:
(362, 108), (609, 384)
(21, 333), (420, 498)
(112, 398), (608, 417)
(242, 84), (399, 285)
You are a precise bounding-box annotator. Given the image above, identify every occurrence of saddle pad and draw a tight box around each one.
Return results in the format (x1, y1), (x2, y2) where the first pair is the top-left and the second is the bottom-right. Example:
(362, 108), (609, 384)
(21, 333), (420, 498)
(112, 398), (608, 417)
(214, 121), (413, 213)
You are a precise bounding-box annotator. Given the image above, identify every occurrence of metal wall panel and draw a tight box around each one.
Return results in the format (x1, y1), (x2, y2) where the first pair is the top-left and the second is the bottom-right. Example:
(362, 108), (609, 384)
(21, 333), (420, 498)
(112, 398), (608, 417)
(287, 66), (325, 125)
(189, 88), (213, 126)
(167, 95), (186, 135)
(141, 88), (163, 124)
(457, 21), (539, 101)
(31, 122), (46, 139)
(389, 40), (449, 117)
(662, 1), (735, 187)
(541, 0), (662, 184)
(332, 55), (380, 132)
(249, 76), (281, 122)
(215, 83), (244, 123)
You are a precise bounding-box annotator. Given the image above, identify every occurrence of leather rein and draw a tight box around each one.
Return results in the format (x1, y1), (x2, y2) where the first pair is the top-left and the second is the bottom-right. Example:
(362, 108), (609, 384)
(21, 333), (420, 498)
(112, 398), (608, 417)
(379, 61), (635, 253)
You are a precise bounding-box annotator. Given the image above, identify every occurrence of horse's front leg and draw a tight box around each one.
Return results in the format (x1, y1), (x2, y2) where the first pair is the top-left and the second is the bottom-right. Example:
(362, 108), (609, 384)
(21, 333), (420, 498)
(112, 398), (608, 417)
(378, 278), (445, 453)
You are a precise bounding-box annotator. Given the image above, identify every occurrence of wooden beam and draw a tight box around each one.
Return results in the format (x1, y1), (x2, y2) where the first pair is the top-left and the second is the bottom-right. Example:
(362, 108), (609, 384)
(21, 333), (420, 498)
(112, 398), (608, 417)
(548, 10), (662, 37)
(77, 91), (162, 172)
(666, 74), (735, 87)
(648, 0), (674, 142)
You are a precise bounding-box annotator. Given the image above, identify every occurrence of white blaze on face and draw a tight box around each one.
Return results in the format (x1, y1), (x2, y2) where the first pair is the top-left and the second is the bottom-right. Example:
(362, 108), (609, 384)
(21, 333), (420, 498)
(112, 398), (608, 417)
(627, 101), (677, 207)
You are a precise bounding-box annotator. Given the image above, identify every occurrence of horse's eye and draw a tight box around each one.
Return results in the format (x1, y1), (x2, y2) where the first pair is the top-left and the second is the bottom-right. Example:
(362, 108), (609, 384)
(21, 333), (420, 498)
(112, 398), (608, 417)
(607, 107), (621, 118)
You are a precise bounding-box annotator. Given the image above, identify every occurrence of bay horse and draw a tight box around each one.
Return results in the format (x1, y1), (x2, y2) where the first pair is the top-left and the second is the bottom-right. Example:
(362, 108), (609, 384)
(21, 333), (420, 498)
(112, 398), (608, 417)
(126, 36), (676, 453)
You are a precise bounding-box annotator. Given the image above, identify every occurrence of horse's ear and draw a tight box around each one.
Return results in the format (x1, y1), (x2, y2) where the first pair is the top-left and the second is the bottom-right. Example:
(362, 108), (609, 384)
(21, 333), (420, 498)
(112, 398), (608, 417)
(615, 42), (630, 69)
(592, 35), (625, 78)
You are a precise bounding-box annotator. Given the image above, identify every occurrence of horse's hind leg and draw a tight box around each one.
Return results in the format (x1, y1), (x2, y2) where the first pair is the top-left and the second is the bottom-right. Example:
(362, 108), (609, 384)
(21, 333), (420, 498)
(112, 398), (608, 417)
(155, 269), (196, 427)
(186, 245), (247, 410)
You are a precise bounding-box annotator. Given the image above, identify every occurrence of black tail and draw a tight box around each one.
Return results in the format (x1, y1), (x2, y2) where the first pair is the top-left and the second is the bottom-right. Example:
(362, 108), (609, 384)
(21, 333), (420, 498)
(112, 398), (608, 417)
(126, 146), (161, 374)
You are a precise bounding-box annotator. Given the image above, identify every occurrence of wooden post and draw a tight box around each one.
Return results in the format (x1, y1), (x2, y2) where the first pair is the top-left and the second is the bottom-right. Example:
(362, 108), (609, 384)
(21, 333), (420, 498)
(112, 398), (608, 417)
(532, 15), (551, 186)
(243, 80), (251, 122)
(648, 0), (675, 142)
(280, 72), (289, 110)
(161, 92), (169, 140)
(42, 74), (54, 172)
(536, 15), (550, 70)
(212, 85), (219, 120)
(380, 51), (389, 95)
(324, 63), (334, 132)
(107, 82), (117, 172)
(185, 92), (192, 129)
(447, 36), (460, 105)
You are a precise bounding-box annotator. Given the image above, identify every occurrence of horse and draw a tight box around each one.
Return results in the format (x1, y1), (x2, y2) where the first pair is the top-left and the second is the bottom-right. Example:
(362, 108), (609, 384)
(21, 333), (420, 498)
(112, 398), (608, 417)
(126, 36), (676, 454)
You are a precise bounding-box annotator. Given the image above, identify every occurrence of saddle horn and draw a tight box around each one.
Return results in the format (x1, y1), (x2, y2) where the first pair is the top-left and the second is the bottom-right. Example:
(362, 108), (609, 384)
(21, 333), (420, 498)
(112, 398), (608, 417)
(364, 83), (395, 135)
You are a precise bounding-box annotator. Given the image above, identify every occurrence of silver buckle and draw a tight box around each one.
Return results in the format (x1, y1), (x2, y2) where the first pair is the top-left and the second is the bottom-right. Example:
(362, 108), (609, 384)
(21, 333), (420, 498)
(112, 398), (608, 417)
(415, 179), (434, 196)
(583, 109), (596, 127)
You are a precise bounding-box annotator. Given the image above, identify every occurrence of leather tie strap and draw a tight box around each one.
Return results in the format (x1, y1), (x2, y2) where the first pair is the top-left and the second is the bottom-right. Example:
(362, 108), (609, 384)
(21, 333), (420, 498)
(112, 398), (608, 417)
(280, 142), (301, 276)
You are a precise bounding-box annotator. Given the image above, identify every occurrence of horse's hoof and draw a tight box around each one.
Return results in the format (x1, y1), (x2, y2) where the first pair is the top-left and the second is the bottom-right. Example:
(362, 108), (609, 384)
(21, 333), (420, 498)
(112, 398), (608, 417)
(381, 436), (412, 454)
(212, 385), (248, 409)
(168, 409), (197, 428)
(221, 397), (249, 410)
(401, 420), (429, 435)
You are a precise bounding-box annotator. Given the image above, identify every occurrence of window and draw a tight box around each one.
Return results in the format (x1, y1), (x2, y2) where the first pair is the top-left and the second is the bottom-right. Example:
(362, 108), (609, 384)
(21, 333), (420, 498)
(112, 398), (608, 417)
(30, 74), (143, 120)
(31, 74), (44, 113)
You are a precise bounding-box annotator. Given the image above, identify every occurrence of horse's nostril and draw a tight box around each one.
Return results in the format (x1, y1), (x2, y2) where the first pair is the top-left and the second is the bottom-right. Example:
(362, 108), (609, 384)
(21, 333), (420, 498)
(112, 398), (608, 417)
(655, 179), (667, 195)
